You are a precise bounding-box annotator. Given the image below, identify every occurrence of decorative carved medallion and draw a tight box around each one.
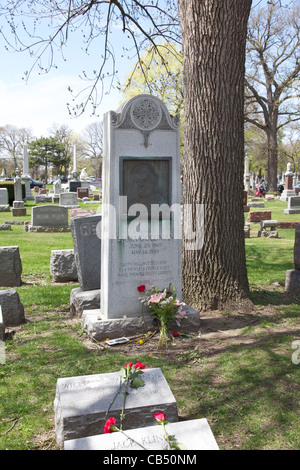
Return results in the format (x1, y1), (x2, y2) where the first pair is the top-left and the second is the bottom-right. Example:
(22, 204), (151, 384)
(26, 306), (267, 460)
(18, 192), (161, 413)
(130, 97), (162, 131)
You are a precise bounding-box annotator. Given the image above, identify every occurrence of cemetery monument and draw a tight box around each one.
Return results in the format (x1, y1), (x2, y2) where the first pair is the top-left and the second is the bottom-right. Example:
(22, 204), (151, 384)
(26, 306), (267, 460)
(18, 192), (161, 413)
(82, 94), (200, 341)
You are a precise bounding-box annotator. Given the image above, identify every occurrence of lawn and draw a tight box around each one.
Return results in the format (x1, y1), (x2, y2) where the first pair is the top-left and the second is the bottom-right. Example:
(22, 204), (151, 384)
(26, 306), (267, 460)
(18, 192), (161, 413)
(0, 196), (299, 450)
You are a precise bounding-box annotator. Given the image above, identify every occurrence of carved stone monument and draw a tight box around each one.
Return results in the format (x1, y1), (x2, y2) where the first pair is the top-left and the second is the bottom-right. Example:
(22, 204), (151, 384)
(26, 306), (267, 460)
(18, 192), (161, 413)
(82, 94), (200, 341)
(12, 169), (26, 216)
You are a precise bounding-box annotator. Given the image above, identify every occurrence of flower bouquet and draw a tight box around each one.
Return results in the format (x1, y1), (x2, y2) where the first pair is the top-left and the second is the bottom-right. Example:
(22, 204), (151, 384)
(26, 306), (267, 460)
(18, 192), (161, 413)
(138, 284), (187, 349)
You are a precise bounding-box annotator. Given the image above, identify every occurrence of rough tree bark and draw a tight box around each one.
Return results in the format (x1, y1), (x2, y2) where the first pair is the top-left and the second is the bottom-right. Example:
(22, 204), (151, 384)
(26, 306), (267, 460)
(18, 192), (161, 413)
(178, 0), (252, 310)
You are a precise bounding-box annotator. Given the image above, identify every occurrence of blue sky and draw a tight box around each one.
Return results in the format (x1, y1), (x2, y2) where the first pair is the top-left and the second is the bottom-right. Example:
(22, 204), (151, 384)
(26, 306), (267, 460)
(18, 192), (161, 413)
(0, 0), (282, 138)
(0, 15), (133, 137)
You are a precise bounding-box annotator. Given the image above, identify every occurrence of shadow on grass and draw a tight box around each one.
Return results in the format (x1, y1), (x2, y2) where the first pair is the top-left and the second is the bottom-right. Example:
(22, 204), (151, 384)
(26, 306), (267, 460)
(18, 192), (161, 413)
(250, 289), (299, 306)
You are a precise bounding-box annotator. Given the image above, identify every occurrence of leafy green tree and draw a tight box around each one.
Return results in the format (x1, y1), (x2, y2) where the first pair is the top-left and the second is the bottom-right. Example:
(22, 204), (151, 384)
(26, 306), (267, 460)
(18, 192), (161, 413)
(28, 136), (65, 183)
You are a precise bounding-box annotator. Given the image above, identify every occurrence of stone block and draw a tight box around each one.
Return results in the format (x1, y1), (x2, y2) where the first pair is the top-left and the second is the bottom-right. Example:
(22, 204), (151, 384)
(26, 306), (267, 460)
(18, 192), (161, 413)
(0, 205), (10, 212)
(0, 224), (11, 230)
(54, 368), (178, 448)
(0, 246), (22, 287)
(70, 287), (100, 316)
(82, 304), (200, 342)
(247, 210), (271, 223)
(0, 289), (25, 326)
(64, 418), (219, 451)
(50, 250), (78, 282)
(12, 207), (27, 217)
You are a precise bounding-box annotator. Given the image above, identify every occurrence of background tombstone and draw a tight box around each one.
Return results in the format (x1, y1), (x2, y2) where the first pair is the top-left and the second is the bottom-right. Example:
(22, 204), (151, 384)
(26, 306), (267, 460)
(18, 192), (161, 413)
(29, 205), (70, 232)
(284, 196), (300, 215)
(59, 192), (79, 208)
(83, 94), (200, 340)
(70, 214), (101, 316)
(12, 169), (26, 216)
(0, 246), (22, 287)
(0, 289), (25, 326)
(285, 224), (300, 295)
(0, 188), (9, 212)
(22, 144), (34, 200)
(280, 162), (295, 201)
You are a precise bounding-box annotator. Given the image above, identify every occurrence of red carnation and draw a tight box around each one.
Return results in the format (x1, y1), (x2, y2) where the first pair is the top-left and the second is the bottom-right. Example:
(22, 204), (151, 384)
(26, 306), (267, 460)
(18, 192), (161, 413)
(173, 331), (180, 337)
(134, 361), (146, 370)
(104, 417), (117, 434)
(137, 285), (146, 293)
(125, 362), (133, 368)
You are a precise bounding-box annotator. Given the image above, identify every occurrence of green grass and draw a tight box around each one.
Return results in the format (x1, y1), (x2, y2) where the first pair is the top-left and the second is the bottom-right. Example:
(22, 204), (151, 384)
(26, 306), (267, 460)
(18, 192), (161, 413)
(0, 196), (299, 450)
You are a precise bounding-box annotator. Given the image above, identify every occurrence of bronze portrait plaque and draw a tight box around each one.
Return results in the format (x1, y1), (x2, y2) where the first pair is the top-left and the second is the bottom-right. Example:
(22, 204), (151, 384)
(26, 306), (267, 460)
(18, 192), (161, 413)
(120, 157), (171, 213)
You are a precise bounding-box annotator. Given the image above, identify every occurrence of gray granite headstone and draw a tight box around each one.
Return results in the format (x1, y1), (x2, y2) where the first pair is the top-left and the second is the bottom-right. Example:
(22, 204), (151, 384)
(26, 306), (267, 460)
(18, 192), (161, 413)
(0, 289), (25, 326)
(0, 246), (22, 287)
(64, 418), (219, 451)
(71, 214), (101, 291)
(32, 205), (69, 227)
(54, 367), (178, 448)
(50, 250), (78, 282)
(284, 196), (300, 214)
(59, 192), (79, 207)
(0, 188), (8, 205)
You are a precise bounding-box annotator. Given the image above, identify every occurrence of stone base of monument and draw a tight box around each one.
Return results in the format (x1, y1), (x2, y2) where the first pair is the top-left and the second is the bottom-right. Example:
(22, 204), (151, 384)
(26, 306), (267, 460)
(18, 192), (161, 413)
(82, 305), (201, 342)
(0, 205), (10, 212)
(284, 208), (300, 215)
(280, 190), (294, 201)
(70, 287), (100, 316)
(12, 208), (26, 216)
(64, 417), (219, 451)
(285, 269), (300, 295)
(25, 223), (71, 232)
(54, 368), (178, 448)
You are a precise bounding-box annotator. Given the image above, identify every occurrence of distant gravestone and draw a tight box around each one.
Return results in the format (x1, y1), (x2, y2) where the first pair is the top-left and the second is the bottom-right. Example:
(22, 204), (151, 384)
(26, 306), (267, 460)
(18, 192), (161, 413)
(54, 367), (178, 448)
(59, 192), (79, 208)
(69, 181), (81, 193)
(0, 246), (22, 287)
(77, 187), (89, 199)
(285, 224), (300, 295)
(0, 188), (8, 203)
(64, 418), (219, 451)
(284, 196), (300, 215)
(12, 169), (26, 216)
(32, 205), (69, 227)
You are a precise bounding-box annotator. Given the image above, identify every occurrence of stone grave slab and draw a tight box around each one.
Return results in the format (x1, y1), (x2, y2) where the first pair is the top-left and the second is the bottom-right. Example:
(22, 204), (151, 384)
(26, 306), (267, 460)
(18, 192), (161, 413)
(64, 418), (219, 451)
(71, 214), (101, 291)
(54, 367), (178, 448)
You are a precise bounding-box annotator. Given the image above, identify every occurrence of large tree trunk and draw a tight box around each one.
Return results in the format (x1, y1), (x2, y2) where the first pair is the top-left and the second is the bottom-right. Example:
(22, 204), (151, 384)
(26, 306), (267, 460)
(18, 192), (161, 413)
(178, 0), (252, 310)
(267, 127), (278, 192)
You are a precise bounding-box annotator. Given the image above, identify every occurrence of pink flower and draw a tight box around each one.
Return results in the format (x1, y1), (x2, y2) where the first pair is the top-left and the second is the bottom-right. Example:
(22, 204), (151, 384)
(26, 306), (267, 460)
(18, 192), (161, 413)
(137, 285), (146, 293)
(104, 417), (117, 434)
(148, 293), (163, 303)
(134, 362), (146, 370)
